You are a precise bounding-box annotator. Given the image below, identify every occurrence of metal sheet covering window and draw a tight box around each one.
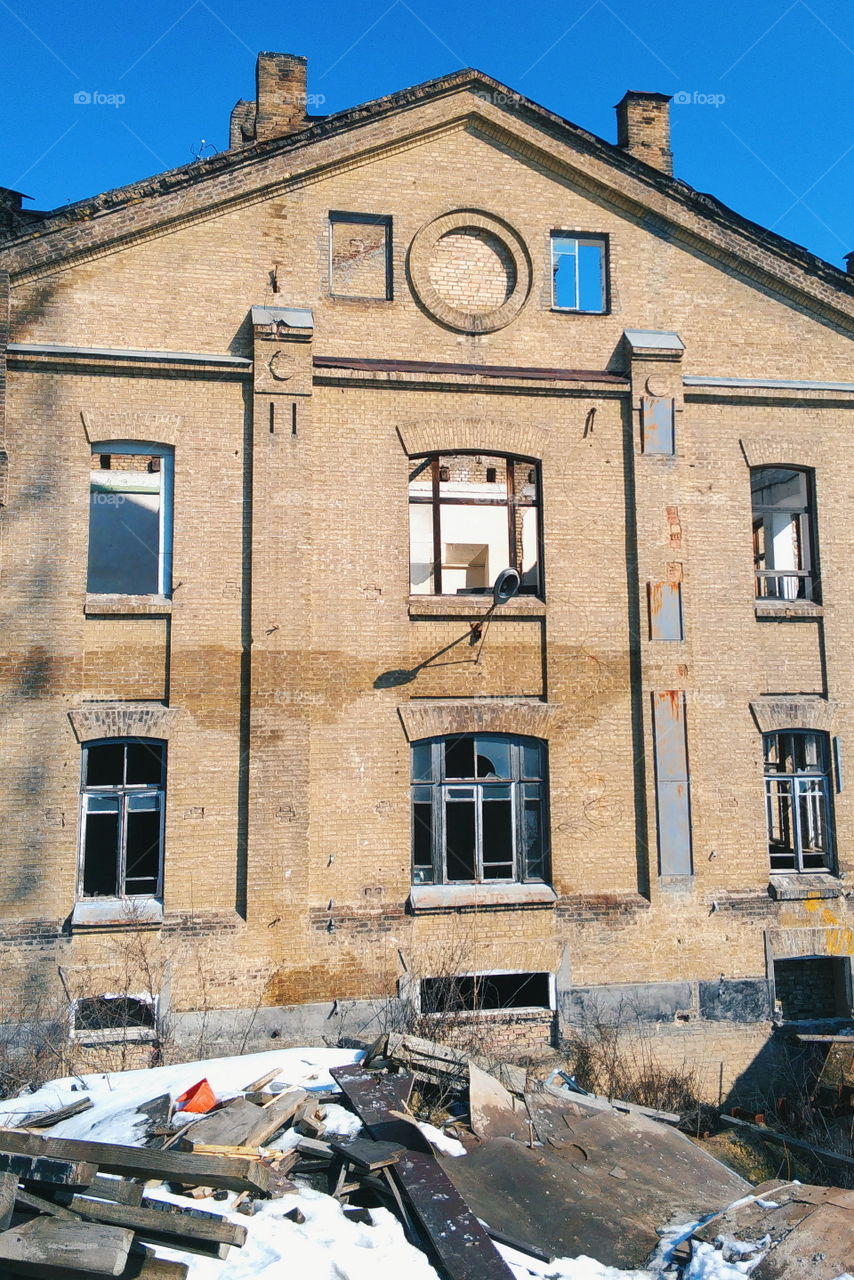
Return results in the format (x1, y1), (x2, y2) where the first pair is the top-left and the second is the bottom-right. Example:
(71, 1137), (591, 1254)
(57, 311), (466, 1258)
(79, 739), (166, 900)
(411, 734), (549, 885)
(408, 453), (541, 596)
(764, 730), (833, 872)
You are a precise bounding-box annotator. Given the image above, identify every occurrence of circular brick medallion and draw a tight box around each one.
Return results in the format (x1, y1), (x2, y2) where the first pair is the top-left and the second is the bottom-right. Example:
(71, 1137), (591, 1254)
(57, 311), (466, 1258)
(408, 210), (532, 333)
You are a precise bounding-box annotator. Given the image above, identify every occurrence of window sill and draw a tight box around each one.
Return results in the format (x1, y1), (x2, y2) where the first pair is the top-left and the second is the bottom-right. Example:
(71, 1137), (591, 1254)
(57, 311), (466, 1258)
(71, 898), (164, 929)
(768, 874), (842, 901)
(408, 594), (545, 619)
(755, 600), (823, 619)
(549, 307), (609, 317)
(409, 883), (557, 912)
(85, 594), (172, 616)
(71, 1026), (157, 1045)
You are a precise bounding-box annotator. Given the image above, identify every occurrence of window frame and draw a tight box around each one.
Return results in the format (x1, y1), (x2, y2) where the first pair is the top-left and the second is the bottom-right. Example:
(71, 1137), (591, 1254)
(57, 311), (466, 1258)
(411, 733), (550, 887)
(763, 729), (834, 874)
(78, 737), (167, 902)
(550, 230), (609, 314)
(750, 465), (819, 604)
(408, 451), (544, 597)
(328, 210), (393, 301)
(88, 441), (173, 597)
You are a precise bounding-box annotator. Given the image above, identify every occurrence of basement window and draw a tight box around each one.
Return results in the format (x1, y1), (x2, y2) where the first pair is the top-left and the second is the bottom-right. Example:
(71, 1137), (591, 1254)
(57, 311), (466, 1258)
(551, 233), (607, 312)
(773, 957), (851, 1023)
(79, 739), (166, 901)
(329, 211), (392, 299)
(72, 994), (157, 1043)
(87, 443), (173, 595)
(751, 466), (818, 603)
(420, 972), (552, 1014)
(764, 731), (833, 873)
(408, 453), (541, 595)
(412, 734), (549, 886)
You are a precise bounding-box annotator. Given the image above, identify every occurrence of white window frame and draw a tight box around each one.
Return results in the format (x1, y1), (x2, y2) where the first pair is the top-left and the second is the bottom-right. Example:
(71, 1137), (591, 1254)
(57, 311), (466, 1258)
(88, 441), (173, 596)
(550, 233), (607, 313)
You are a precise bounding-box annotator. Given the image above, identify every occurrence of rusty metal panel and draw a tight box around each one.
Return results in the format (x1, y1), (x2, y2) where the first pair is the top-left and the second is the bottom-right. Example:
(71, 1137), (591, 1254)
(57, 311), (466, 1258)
(648, 581), (683, 641)
(652, 691), (693, 875)
(641, 396), (675, 454)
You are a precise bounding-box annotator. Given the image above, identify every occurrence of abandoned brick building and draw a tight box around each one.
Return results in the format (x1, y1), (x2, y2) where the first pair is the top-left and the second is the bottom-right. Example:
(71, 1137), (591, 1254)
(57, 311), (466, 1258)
(1, 52), (853, 1093)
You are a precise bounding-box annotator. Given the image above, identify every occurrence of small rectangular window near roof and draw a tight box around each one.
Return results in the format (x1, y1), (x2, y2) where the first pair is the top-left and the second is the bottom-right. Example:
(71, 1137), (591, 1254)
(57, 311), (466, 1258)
(87, 445), (172, 595)
(329, 212), (392, 299)
(551, 234), (607, 312)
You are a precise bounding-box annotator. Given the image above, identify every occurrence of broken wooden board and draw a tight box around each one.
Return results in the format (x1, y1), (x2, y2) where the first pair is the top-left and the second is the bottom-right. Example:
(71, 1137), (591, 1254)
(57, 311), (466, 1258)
(86, 1175), (145, 1207)
(332, 1064), (514, 1280)
(175, 1100), (265, 1148)
(443, 1106), (750, 1272)
(0, 1153), (96, 1191)
(0, 1132), (270, 1194)
(17, 1099), (94, 1130)
(0, 1217), (134, 1274)
(69, 1193), (247, 1251)
(1, 1241), (188, 1280)
(468, 1063), (527, 1142)
(330, 1138), (404, 1171)
(0, 1170), (16, 1231)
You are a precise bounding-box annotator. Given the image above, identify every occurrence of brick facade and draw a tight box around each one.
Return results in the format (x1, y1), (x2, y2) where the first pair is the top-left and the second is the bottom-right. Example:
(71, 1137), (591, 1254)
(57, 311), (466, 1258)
(1, 54), (853, 1098)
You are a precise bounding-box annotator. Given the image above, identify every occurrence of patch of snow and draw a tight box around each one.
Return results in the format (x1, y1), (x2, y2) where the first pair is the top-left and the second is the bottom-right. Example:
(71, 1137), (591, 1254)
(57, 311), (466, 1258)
(414, 1120), (466, 1156)
(320, 1102), (363, 1138)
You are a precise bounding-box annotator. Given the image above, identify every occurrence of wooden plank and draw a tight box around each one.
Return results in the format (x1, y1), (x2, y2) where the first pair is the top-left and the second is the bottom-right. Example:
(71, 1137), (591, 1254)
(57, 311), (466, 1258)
(86, 1175), (145, 1207)
(0, 1218), (134, 1275)
(0, 1132), (270, 1194)
(236, 1089), (308, 1147)
(295, 1137), (334, 1159)
(68, 1194), (247, 1248)
(174, 1101), (265, 1148)
(0, 1153), (96, 1190)
(19, 1100), (94, 1130)
(15, 1187), (82, 1221)
(241, 1068), (280, 1094)
(0, 1242), (188, 1280)
(331, 1065), (514, 1280)
(330, 1138), (404, 1171)
(0, 1171), (16, 1230)
(720, 1114), (854, 1170)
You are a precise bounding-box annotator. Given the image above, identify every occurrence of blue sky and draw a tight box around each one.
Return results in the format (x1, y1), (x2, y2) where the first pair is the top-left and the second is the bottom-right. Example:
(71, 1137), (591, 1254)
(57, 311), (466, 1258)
(1, 0), (852, 269)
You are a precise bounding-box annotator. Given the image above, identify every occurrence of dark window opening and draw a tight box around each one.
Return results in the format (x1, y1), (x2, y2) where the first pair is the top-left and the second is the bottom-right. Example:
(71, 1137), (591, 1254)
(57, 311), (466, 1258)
(74, 995), (155, 1034)
(764, 730), (833, 873)
(773, 957), (850, 1022)
(80, 739), (166, 900)
(421, 972), (551, 1013)
(411, 734), (549, 886)
(751, 466), (818, 603)
(409, 453), (542, 596)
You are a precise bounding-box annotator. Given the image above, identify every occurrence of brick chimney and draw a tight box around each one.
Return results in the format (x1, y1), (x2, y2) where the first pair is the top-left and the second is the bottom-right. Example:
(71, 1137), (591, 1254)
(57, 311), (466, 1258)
(845, 251), (854, 277)
(615, 92), (673, 175)
(254, 53), (308, 142)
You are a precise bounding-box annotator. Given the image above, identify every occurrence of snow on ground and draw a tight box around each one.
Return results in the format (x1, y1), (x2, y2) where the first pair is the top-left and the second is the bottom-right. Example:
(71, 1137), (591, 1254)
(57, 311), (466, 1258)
(0, 1049), (770, 1280)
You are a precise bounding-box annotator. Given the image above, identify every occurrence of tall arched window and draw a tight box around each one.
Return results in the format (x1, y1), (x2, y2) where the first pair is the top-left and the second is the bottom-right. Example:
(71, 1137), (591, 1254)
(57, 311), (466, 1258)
(764, 730), (833, 872)
(411, 734), (548, 885)
(409, 454), (541, 596)
(79, 739), (166, 899)
(751, 466), (818, 602)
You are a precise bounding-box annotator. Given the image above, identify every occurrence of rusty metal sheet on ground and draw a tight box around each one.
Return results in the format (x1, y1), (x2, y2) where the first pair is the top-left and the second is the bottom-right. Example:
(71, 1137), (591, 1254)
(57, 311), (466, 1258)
(468, 1063), (528, 1142)
(331, 1065), (514, 1280)
(751, 1201), (854, 1279)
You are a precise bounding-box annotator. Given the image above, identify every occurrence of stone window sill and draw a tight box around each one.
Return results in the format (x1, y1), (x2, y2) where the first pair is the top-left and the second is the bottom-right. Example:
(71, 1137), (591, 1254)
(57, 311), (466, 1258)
(408, 595), (545, 619)
(409, 883), (557, 912)
(755, 600), (824, 619)
(768, 874), (842, 901)
(85, 594), (172, 616)
(71, 898), (164, 929)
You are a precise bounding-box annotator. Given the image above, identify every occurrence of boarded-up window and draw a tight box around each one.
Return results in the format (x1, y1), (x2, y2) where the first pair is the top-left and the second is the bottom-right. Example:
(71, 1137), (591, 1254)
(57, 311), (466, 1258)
(648, 581), (683, 640)
(641, 396), (675, 455)
(329, 212), (391, 299)
(652, 691), (693, 876)
(88, 444), (172, 595)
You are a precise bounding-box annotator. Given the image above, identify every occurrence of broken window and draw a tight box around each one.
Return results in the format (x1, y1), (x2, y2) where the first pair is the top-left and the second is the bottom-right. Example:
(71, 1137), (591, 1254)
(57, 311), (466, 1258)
(551, 234), (607, 312)
(412, 734), (548, 885)
(80, 739), (166, 900)
(88, 444), (173, 595)
(751, 466), (817, 602)
(329, 211), (392, 299)
(764, 731), (833, 873)
(773, 957), (850, 1022)
(420, 972), (552, 1014)
(408, 454), (541, 595)
(72, 994), (156, 1042)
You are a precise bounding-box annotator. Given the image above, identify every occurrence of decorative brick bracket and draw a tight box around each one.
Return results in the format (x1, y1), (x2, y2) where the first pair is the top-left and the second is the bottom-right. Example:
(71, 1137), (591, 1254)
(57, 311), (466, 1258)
(252, 305), (313, 397)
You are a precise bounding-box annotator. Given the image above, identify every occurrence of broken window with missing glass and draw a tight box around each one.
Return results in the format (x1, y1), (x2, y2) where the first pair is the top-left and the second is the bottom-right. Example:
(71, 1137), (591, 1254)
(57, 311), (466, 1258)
(408, 453), (541, 595)
(87, 443), (173, 595)
(751, 466), (818, 602)
(764, 730), (833, 873)
(412, 734), (548, 885)
(79, 739), (166, 901)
